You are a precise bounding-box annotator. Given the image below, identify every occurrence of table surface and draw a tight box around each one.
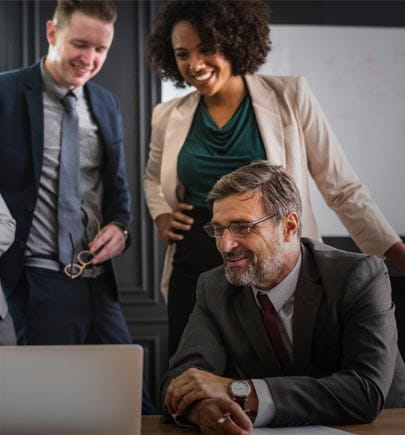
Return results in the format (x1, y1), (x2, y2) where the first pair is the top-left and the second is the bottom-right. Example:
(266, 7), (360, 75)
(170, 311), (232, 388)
(141, 409), (404, 434)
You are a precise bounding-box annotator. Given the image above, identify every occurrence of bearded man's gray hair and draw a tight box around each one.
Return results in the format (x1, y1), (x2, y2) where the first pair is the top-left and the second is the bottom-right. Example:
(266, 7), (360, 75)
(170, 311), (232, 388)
(207, 160), (303, 236)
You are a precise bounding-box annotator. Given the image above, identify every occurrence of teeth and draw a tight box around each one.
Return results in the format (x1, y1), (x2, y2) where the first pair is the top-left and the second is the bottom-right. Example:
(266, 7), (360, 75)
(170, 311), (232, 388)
(73, 65), (91, 72)
(194, 72), (213, 82)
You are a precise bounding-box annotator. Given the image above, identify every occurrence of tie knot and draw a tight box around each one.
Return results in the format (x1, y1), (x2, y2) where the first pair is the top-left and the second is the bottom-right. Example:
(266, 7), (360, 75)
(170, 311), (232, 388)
(61, 92), (77, 112)
(257, 292), (275, 312)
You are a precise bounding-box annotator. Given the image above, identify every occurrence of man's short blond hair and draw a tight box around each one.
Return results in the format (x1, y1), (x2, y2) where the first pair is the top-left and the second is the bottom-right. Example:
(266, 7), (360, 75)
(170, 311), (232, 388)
(53, 0), (117, 27)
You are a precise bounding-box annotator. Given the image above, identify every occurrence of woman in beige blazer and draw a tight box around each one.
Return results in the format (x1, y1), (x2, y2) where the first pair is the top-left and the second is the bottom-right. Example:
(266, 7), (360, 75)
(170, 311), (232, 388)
(145, 0), (404, 356)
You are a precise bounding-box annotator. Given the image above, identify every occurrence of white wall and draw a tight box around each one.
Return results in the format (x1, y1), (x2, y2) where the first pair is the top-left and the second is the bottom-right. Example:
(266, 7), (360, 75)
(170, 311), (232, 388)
(161, 25), (405, 236)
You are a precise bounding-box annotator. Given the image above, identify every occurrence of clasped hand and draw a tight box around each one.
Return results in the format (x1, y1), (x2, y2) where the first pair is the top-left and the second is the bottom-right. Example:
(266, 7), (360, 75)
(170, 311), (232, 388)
(165, 368), (252, 435)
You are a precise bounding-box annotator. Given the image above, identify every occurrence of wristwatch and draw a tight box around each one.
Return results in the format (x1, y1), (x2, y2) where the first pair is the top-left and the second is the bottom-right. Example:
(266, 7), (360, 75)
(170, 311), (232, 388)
(121, 228), (129, 240)
(228, 380), (251, 409)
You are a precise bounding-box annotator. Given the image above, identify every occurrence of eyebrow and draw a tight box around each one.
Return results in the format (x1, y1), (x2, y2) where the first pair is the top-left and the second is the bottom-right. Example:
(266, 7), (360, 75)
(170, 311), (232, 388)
(173, 42), (208, 51)
(71, 39), (109, 49)
(211, 219), (252, 225)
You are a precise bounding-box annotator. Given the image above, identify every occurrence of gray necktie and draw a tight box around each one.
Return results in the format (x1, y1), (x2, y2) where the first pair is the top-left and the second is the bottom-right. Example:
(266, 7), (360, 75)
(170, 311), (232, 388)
(58, 92), (82, 265)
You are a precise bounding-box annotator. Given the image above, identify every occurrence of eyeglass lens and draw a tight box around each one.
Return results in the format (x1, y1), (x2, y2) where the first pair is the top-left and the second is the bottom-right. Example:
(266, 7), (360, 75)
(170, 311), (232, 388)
(77, 250), (94, 265)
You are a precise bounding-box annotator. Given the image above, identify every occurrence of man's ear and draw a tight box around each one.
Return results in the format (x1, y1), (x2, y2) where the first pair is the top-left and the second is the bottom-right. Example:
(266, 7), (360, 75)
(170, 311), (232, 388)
(283, 212), (300, 242)
(46, 20), (58, 45)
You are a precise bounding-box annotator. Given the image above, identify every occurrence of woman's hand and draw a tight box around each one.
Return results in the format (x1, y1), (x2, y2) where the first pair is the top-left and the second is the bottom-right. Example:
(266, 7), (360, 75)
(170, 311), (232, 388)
(155, 203), (194, 245)
(385, 241), (405, 270)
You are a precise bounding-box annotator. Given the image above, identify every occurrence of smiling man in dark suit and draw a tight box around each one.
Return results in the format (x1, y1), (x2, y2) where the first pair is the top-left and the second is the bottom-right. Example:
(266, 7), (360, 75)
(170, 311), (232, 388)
(0, 0), (157, 413)
(162, 161), (405, 434)
(0, 0), (131, 345)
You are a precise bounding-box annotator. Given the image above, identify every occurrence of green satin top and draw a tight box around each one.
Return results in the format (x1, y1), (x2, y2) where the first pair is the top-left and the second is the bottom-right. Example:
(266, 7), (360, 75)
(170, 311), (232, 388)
(177, 94), (266, 207)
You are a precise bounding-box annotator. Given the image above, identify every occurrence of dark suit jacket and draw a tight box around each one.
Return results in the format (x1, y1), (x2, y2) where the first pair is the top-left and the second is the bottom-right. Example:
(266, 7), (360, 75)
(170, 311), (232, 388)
(162, 238), (405, 426)
(0, 63), (131, 297)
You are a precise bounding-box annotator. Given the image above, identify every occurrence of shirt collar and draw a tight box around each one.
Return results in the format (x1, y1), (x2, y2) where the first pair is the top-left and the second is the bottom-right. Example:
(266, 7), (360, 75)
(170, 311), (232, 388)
(40, 58), (84, 101)
(252, 253), (302, 312)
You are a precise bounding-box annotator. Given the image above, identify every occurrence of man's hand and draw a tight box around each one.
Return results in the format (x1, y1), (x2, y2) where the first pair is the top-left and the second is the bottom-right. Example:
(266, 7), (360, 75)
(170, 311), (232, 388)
(88, 223), (127, 264)
(165, 368), (232, 416)
(188, 398), (253, 435)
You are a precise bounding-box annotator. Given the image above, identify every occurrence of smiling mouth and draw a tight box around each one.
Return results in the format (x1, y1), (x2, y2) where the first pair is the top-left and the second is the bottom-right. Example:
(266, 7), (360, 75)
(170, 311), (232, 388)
(223, 255), (249, 267)
(193, 71), (214, 82)
(72, 64), (92, 74)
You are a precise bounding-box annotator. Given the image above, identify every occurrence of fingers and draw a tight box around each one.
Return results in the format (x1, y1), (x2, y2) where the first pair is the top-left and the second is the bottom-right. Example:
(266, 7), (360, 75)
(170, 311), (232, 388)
(165, 369), (231, 416)
(89, 224), (126, 263)
(163, 203), (194, 243)
(165, 368), (203, 414)
(177, 202), (194, 213)
(176, 387), (208, 415)
(171, 204), (194, 228)
(165, 373), (196, 414)
(193, 399), (253, 435)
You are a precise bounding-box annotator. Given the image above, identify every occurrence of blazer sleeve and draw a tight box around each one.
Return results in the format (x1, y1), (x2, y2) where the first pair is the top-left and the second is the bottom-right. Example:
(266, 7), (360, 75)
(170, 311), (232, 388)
(0, 194), (15, 257)
(268, 256), (398, 426)
(296, 76), (400, 257)
(107, 96), (131, 230)
(160, 274), (229, 411)
(143, 103), (175, 221)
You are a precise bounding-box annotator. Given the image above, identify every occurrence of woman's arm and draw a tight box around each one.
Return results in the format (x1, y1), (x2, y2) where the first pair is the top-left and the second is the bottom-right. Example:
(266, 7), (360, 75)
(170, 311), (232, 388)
(296, 76), (401, 262)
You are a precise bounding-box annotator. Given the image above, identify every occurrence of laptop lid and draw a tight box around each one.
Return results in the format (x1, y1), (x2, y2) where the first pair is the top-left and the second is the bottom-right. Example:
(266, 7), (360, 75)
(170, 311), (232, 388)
(0, 344), (143, 435)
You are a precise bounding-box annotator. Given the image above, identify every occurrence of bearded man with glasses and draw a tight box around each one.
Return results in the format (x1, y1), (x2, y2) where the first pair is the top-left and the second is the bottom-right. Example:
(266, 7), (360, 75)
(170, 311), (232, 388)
(161, 160), (405, 434)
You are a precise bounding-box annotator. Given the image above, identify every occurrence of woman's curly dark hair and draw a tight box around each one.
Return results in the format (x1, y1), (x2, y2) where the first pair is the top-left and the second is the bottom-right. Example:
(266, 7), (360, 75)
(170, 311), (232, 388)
(148, 0), (271, 88)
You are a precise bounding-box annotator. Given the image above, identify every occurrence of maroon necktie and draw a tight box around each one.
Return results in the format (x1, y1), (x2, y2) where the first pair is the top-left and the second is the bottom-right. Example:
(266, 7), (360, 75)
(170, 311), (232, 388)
(257, 293), (294, 375)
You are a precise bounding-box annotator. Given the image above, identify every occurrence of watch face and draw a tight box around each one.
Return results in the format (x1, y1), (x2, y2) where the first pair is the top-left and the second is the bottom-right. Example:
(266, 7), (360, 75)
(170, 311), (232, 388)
(230, 381), (251, 398)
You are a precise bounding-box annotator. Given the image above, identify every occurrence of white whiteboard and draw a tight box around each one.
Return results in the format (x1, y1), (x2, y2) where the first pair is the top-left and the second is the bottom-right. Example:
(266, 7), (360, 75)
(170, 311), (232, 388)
(161, 25), (405, 236)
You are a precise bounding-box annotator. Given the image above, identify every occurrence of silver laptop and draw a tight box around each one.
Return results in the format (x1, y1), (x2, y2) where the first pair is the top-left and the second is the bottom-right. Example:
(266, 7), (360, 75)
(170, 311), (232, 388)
(0, 344), (143, 435)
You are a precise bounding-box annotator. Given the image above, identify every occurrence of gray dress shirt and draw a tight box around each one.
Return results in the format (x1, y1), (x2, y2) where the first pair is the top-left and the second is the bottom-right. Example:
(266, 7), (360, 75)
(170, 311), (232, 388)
(25, 60), (105, 271)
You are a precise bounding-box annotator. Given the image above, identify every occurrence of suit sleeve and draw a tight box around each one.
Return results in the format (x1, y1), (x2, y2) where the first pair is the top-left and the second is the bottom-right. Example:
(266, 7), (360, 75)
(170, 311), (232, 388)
(268, 256), (397, 426)
(296, 77), (400, 257)
(160, 274), (228, 411)
(0, 194), (15, 256)
(143, 103), (174, 221)
(105, 95), (131, 232)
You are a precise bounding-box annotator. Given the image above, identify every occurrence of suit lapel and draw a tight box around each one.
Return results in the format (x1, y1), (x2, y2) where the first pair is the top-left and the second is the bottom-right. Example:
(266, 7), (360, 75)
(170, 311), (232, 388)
(86, 86), (113, 146)
(292, 242), (323, 375)
(233, 285), (285, 377)
(161, 92), (200, 208)
(24, 64), (44, 191)
(86, 86), (118, 182)
(245, 75), (286, 166)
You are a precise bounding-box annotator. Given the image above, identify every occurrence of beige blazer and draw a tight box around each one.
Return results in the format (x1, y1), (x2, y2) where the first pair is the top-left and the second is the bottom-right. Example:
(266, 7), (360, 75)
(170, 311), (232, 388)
(144, 74), (399, 301)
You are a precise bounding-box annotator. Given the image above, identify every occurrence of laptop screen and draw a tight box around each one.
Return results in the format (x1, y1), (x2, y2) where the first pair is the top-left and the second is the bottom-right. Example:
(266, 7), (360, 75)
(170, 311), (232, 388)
(0, 344), (143, 435)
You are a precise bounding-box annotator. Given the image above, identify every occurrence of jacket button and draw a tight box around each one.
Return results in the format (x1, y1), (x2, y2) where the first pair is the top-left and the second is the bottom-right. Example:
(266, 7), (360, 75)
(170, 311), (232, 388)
(19, 241), (26, 249)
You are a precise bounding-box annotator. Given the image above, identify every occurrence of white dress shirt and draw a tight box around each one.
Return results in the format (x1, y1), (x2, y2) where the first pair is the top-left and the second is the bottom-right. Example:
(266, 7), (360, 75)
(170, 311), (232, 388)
(251, 254), (302, 426)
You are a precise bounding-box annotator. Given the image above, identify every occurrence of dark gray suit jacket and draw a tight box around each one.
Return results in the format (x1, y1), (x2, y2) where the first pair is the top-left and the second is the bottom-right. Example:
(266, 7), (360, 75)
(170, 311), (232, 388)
(162, 238), (405, 427)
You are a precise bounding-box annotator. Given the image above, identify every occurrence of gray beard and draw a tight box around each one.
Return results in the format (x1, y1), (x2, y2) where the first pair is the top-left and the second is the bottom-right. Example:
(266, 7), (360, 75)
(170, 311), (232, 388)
(224, 239), (285, 289)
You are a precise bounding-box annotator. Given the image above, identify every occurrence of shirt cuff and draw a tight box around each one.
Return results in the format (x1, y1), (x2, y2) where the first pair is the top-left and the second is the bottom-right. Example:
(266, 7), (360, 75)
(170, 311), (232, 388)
(109, 221), (131, 250)
(251, 379), (276, 427)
